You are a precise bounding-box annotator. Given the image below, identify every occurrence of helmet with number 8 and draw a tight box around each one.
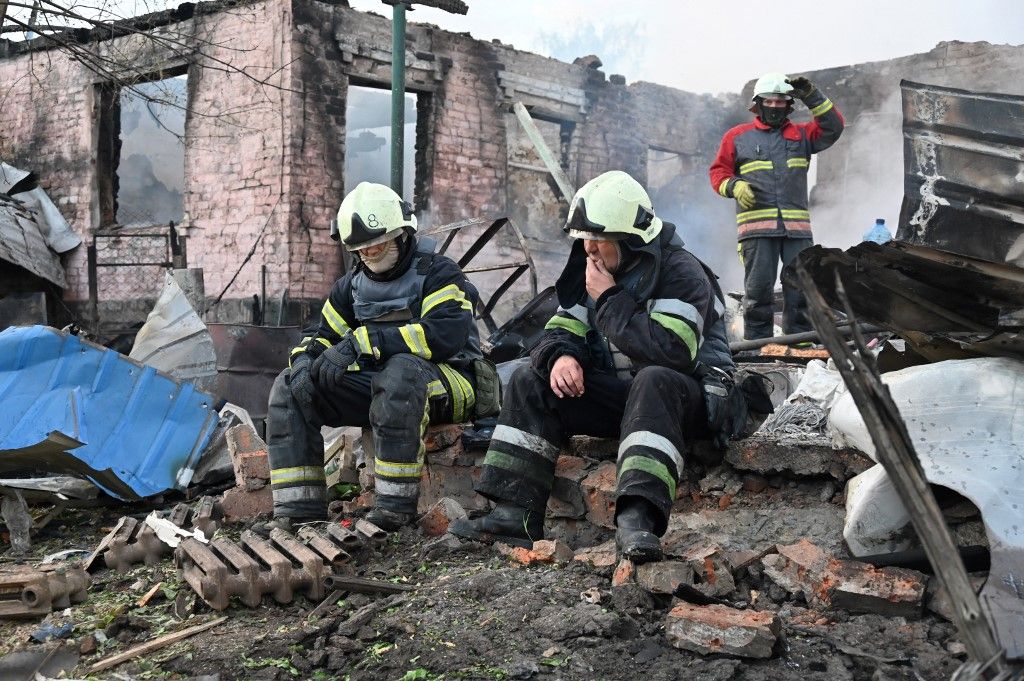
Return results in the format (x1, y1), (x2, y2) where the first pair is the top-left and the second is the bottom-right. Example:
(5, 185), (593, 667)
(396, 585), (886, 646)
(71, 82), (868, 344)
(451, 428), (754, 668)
(330, 182), (417, 251)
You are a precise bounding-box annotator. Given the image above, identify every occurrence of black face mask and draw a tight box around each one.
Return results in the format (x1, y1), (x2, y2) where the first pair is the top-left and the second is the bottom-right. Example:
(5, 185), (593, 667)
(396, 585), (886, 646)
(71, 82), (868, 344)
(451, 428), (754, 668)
(757, 101), (791, 128)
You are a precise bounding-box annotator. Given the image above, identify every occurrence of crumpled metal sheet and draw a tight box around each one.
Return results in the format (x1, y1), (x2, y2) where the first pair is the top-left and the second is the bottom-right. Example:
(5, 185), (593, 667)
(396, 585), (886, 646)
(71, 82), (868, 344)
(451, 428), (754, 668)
(791, 241), (1024, 361)
(0, 326), (219, 500)
(833, 357), (1024, 659)
(0, 162), (81, 254)
(897, 80), (1024, 268)
(0, 195), (67, 288)
(130, 273), (218, 393)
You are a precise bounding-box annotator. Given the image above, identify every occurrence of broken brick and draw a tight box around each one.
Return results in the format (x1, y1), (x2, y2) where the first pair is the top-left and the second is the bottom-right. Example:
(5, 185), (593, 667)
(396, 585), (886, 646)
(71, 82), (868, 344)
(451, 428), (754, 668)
(762, 540), (927, 617)
(635, 561), (694, 595)
(665, 603), (780, 658)
(417, 497), (467, 537)
(581, 461), (617, 529)
(424, 424), (465, 453)
(227, 424), (270, 490)
(220, 485), (272, 522)
(573, 540), (617, 569)
(496, 539), (571, 566)
(417, 457), (488, 513)
(612, 559), (635, 587)
(548, 455), (592, 519)
(530, 540), (573, 563)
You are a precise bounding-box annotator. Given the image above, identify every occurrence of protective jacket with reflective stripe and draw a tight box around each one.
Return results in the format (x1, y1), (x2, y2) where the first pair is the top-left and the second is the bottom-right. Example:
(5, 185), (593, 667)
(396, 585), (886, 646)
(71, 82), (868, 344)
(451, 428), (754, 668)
(531, 222), (734, 377)
(709, 87), (844, 241)
(293, 238), (482, 369)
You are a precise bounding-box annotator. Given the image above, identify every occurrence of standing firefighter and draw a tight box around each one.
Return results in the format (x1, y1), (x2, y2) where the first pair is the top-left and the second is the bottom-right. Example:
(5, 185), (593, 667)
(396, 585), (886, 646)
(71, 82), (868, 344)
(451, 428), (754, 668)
(710, 73), (844, 340)
(265, 182), (493, 532)
(450, 171), (735, 562)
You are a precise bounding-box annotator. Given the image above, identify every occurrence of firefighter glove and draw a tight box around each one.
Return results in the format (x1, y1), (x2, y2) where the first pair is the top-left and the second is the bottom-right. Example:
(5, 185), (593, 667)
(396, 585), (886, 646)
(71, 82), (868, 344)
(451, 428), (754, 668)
(288, 353), (318, 422)
(786, 76), (814, 100)
(699, 365), (735, 450)
(312, 337), (358, 389)
(733, 180), (756, 210)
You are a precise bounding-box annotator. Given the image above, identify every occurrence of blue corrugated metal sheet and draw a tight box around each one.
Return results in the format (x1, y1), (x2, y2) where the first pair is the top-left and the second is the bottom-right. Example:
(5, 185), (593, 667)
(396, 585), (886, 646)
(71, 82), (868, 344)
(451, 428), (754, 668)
(0, 326), (219, 500)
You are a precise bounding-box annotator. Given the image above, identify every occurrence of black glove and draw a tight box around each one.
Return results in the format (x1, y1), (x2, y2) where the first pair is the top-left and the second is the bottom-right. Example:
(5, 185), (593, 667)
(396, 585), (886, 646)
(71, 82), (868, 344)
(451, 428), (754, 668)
(698, 365), (736, 450)
(311, 337), (358, 389)
(288, 353), (318, 423)
(786, 76), (814, 100)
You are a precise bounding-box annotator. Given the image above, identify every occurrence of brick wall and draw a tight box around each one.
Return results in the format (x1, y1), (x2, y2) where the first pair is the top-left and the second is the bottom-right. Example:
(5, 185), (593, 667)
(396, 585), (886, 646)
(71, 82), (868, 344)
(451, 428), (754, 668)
(4, 0), (1021, 331)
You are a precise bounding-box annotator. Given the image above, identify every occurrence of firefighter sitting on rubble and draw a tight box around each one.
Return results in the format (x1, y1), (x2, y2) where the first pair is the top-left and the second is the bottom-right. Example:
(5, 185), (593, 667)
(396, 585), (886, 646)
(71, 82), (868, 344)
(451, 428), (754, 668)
(450, 170), (735, 562)
(263, 181), (493, 533)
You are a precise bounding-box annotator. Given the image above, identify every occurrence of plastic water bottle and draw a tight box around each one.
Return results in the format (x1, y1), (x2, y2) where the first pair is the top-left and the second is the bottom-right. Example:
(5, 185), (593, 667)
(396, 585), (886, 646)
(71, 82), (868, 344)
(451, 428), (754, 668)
(863, 218), (892, 244)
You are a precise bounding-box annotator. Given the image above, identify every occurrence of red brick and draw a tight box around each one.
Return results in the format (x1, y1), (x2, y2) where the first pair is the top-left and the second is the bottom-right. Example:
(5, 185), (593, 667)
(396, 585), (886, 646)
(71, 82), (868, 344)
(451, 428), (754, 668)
(762, 540), (926, 617)
(417, 497), (467, 537)
(220, 486), (272, 522)
(227, 425), (270, 490)
(612, 559), (635, 587)
(548, 455), (592, 519)
(666, 603), (780, 658)
(424, 424), (465, 453)
(581, 461), (617, 529)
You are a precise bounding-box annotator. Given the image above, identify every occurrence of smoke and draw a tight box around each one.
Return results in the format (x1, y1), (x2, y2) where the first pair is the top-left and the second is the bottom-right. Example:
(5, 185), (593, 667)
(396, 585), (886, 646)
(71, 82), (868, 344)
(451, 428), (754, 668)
(809, 90), (905, 250)
(344, 86), (418, 202)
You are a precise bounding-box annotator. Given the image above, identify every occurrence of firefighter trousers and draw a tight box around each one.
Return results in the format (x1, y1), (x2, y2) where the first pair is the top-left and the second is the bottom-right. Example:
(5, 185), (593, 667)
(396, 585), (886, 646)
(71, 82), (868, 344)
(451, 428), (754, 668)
(740, 236), (812, 340)
(474, 363), (707, 535)
(266, 354), (475, 518)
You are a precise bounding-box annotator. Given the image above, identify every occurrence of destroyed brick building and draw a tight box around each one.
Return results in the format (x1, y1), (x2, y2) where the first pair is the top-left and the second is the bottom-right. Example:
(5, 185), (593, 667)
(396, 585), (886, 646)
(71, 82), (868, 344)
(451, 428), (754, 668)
(3, 0), (1024, 339)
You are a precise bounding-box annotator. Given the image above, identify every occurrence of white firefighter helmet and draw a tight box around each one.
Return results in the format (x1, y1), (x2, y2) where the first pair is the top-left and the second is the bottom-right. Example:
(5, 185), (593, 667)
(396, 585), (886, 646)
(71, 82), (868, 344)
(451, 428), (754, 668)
(749, 72), (794, 112)
(331, 182), (417, 251)
(563, 170), (663, 244)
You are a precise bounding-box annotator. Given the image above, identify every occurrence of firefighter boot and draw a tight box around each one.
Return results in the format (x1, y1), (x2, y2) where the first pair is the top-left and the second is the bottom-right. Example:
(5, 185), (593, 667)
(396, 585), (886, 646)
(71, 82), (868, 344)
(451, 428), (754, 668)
(615, 497), (663, 563)
(448, 503), (544, 548)
(364, 506), (416, 532)
(251, 515), (324, 538)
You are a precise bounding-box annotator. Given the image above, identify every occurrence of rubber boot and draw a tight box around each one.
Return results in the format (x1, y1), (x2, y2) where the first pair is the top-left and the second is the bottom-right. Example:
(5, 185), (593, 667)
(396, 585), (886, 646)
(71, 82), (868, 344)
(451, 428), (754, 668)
(448, 503), (543, 548)
(615, 497), (663, 563)
(364, 506), (415, 532)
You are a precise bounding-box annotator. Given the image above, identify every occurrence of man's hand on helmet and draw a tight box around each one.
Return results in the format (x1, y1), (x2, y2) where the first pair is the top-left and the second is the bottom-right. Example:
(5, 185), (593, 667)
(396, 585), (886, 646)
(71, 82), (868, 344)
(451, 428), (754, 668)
(786, 76), (815, 101)
(312, 337), (358, 389)
(732, 181), (757, 210)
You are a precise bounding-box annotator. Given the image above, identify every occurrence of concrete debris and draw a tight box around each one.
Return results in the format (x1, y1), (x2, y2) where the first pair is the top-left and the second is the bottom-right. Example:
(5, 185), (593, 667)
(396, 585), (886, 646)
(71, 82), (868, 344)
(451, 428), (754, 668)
(573, 540), (617, 569)
(665, 602), (780, 658)
(761, 540), (927, 617)
(725, 435), (873, 481)
(417, 497), (467, 537)
(0, 565), (90, 617)
(635, 561), (694, 595)
(174, 529), (328, 610)
(1, 491), (31, 554)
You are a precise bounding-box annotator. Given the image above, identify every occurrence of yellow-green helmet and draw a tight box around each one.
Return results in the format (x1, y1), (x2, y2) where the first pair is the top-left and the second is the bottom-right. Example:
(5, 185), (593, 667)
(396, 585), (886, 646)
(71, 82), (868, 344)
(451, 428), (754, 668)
(331, 182), (417, 251)
(564, 170), (663, 244)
